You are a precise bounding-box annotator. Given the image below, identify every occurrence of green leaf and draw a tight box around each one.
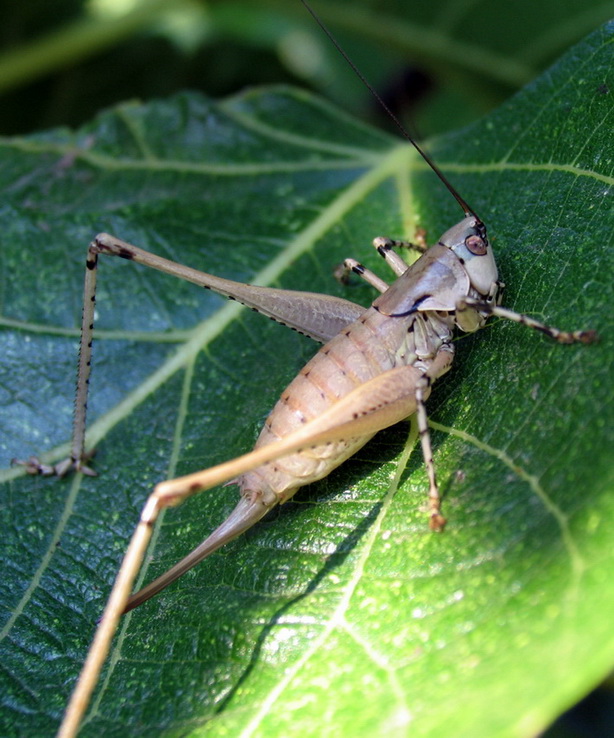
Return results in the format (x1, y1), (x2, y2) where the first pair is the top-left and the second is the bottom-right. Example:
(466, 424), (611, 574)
(2, 0), (614, 137)
(251, 0), (614, 134)
(1, 22), (612, 738)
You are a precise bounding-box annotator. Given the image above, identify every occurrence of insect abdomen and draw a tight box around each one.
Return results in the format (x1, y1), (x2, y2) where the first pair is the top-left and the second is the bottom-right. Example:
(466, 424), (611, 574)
(237, 308), (423, 505)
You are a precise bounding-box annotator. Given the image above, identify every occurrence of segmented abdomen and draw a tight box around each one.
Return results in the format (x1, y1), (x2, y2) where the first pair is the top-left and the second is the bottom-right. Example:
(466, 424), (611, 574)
(237, 307), (436, 506)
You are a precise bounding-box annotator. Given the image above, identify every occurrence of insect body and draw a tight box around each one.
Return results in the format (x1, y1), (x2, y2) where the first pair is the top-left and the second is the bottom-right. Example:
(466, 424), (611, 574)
(117, 214), (495, 611)
(45, 202), (594, 738)
(16, 6), (595, 738)
(81, 205), (593, 620)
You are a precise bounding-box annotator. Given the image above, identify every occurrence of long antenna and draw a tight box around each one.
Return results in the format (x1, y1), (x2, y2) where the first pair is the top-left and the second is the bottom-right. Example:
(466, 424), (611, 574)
(299, 0), (477, 218)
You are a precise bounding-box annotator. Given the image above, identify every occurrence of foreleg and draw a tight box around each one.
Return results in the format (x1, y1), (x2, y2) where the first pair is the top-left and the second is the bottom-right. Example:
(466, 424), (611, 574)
(458, 297), (597, 344)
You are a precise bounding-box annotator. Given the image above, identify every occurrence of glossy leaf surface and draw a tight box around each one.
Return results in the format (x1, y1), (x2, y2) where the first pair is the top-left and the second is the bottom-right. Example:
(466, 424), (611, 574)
(0, 23), (612, 738)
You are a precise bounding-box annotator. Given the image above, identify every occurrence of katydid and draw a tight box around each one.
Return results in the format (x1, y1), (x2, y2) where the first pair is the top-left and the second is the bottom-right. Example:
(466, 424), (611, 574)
(16, 3), (596, 737)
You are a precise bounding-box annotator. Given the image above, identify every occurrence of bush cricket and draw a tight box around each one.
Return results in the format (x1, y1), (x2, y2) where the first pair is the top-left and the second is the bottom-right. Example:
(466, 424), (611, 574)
(15, 2), (597, 736)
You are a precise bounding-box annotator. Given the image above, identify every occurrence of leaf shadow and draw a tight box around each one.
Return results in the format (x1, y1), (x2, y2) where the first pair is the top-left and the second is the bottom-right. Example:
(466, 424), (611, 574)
(213, 494), (384, 717)
(207, 396), (468, 720)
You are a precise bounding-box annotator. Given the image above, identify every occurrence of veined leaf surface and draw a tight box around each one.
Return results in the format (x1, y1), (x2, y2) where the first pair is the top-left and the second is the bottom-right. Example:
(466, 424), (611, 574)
(0, 22), (612, 738)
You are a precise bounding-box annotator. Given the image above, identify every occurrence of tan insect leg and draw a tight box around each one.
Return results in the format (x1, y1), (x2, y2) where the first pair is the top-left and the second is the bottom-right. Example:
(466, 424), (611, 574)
(372, 230), (428, 273)
(334, 258), (390, 292)
(414, 375), (446, 531)
(19, 232), (367, 479)
(59, 486), (265, 737)
(459, 297), (598, 344)
(17, 246), (101, 478)
(372, 237), (413, 276)
(57, 515), (155, 738)
(58, 350), (454, 737)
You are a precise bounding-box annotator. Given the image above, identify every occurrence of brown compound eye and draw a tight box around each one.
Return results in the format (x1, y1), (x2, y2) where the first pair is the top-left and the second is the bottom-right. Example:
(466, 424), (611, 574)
(465, 234), (487, 255)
